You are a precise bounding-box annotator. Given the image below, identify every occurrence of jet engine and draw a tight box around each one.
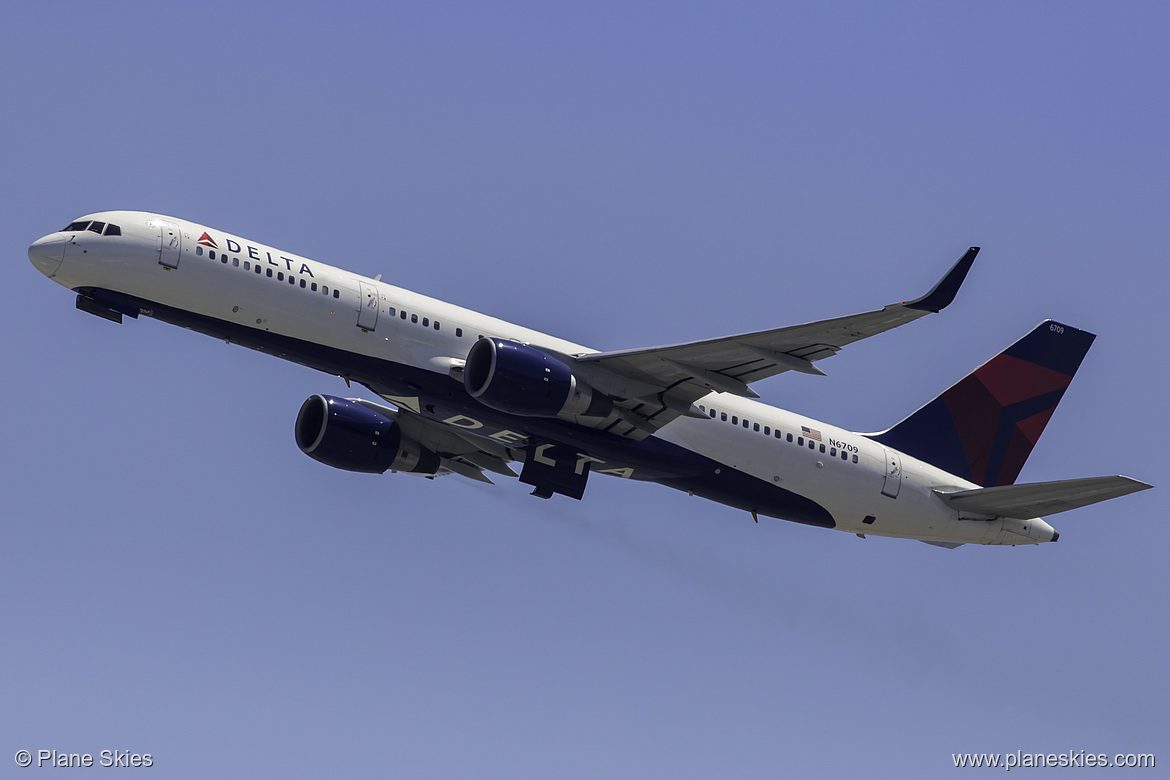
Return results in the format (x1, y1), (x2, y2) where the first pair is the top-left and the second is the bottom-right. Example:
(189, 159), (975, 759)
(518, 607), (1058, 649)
(463, 338), (613, 419)
(294, 394), (440, 474)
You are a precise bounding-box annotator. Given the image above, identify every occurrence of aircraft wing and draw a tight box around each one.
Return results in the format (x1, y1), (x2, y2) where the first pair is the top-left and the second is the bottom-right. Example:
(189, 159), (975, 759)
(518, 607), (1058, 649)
(355, 397), (521, 483)
(567, 247), (978, 438)
(937, 476), (1152, 518)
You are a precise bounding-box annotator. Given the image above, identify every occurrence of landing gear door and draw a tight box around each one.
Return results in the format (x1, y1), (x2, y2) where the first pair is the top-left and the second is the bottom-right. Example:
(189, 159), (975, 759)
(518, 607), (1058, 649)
(357, 281), (379, 330)
(881, 448), (902, 499)
(148, 219), (182, 269)
(519, 441), (591, 500)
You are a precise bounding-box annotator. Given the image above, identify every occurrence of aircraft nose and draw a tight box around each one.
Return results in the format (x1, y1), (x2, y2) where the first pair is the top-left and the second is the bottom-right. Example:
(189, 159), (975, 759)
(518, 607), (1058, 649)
(29, 233), (66, 277)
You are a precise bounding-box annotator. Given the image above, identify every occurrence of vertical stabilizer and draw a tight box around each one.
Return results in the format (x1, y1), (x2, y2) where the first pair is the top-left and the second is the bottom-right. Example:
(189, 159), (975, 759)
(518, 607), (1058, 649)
(872, 321), (1095, 486)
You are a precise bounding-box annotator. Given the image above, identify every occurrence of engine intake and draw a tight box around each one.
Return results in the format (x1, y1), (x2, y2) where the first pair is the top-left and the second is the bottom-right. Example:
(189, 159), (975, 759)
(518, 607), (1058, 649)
(294, 395), (440, 474)
(464, 338), (612, 419)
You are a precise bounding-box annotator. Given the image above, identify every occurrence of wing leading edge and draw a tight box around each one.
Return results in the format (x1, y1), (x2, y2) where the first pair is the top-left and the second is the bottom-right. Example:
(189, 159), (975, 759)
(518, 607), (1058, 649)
(566, 247), (979, 438)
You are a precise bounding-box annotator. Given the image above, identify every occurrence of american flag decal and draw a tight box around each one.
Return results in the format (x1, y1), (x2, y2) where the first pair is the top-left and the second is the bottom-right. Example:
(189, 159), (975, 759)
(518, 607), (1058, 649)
(802, 426), (822, 442)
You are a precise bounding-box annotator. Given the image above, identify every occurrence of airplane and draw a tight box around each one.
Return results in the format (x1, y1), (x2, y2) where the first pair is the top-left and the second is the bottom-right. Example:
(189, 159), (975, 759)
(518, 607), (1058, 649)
(29, 211), (1151, 548)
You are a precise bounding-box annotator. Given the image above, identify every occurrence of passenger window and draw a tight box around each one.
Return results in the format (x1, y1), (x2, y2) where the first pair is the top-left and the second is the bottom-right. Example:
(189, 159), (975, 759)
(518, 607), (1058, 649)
(322, 285), (328, 294)
(388, 307), (396, 316)
(87, 222), (105, 234)
(196, 246), (203, 256)
(434, 321), (440, 330)
(411, 314), (418, 324)
(210, 250), (216, 260)
(742, 419), (749, 429)
(299, 279), (306, 288)
(422, 317), (429, 327)
(764, 426), (770, 435)
(721, 413), (727, 422)
(456, 328), (463, 337)
(255, 265), (262, 274)
(731, 416), (738, 425)
(753, 423), (760, 432)
(852, 454), (859, 464)
(786, 433), (793, 442)
(333, 290), (339, 298)
(267, 269), (273, 277)
(244, 261), (250, 270)
(829, 447), (836, 457)
(104, 224), (121, 236)
(233, 258), (240, 267)
(841, 451), (848, 461)
(709, 409), (716, 419)
(277, 272), (284, 281)
(289, 275), (295, 284)
(819, 444), (825, 453)
(809, 441), (816, 450)
(401, 311), (407, 319)
(311, 282), (317, 291)
(797, 437), (804, 446)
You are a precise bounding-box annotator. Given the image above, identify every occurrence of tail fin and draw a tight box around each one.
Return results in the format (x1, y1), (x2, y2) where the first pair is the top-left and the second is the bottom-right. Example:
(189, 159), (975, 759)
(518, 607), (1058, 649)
(872, 320), (1095, 487)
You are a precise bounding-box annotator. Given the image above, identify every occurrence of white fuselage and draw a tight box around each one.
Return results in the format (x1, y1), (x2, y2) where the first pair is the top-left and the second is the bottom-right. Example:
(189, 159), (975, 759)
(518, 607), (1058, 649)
(30, 211), (1058, 546)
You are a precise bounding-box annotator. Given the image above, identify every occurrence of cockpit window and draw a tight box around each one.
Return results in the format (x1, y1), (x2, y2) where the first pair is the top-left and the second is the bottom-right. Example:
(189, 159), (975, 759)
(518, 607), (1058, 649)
(60, 220), (121, 235)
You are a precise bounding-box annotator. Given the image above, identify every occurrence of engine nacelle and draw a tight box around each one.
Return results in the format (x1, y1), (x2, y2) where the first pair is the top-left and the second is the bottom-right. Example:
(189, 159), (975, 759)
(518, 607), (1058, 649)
(294, 395), (440, 474)
(463, 338), (613, 419)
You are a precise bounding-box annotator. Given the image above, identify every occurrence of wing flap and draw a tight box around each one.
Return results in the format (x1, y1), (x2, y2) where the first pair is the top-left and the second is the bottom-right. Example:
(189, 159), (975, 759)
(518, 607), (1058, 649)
(356, 396), (523, 481)
(938, 476), (1152, 518)
(442, 457), (496, 484)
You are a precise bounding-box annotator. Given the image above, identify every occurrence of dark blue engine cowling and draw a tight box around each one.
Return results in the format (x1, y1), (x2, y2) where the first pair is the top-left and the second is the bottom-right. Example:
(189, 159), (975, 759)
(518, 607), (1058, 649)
(294, 395), (440, 474)
(463, 338), (612, 418)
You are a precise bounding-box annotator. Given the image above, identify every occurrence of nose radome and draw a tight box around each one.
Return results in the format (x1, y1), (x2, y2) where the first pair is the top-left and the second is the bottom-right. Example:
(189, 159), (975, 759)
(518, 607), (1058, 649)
(29, 233), (67, 277)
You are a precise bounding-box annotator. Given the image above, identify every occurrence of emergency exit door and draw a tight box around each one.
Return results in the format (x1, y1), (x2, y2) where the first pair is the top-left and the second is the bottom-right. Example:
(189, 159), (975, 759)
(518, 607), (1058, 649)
(149, 219), (182, 269)
(357, 281), (379, 330)
(881, 448), (902, 499)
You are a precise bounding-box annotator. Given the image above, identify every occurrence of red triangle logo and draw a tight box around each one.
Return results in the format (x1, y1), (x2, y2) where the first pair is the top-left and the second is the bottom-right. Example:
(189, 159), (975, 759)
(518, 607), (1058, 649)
(197, 232), (218, 248)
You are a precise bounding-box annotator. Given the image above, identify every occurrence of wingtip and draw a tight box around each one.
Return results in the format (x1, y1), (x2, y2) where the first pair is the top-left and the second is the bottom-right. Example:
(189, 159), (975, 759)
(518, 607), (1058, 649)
(903, 246), (979, 313)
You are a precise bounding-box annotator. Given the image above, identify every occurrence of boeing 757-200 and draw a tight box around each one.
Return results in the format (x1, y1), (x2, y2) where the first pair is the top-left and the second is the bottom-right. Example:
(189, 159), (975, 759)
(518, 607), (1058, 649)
(29, 212), (1151, 547)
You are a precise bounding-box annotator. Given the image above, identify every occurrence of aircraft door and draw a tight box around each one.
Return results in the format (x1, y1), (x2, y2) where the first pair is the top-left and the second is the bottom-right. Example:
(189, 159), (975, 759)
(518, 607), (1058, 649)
(357, 281), (379, 330)
(881, 448), (902, 499)
(148, 219), (182, 268)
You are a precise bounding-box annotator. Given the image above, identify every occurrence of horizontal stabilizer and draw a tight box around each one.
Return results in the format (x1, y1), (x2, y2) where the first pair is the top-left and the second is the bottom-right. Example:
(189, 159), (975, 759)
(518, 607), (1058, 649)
(938, 476), (1152, 518)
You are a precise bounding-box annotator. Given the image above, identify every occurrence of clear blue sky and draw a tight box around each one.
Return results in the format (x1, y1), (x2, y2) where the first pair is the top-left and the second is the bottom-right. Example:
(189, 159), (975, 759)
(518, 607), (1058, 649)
(3, 2), (1166, 776)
